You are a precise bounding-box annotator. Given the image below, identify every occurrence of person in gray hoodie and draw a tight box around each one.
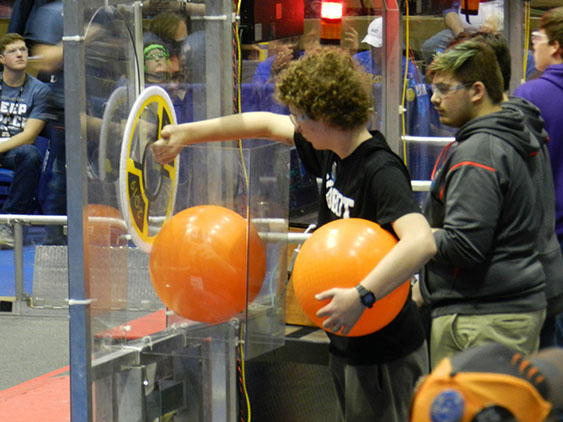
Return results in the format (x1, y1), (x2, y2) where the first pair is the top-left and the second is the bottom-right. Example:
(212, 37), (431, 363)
(452, 29), (563, 349)
(503, 97), (563, 346)
(415, 40), (547, 369)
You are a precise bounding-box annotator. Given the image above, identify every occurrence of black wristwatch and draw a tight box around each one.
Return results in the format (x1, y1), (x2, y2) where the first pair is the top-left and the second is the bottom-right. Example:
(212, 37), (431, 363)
(355, 284), (376, 309)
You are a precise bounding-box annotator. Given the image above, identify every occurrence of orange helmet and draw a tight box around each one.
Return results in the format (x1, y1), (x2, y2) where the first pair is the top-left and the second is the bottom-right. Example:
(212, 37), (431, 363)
(410, 343), (559, 422)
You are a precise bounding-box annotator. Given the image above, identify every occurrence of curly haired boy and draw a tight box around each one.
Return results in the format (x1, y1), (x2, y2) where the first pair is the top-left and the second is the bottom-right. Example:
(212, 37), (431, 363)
(153, 47), (436, 421)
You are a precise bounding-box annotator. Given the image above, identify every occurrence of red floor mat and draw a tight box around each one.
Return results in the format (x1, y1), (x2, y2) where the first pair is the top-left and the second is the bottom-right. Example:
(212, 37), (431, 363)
(0, 367), (70, 422)
(0, 310), (167, 420)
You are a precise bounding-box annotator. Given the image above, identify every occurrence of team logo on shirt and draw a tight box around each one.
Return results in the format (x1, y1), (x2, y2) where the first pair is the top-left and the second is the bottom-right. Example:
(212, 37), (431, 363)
(0, 101), (28, 137)
(325, 172), (355, 218)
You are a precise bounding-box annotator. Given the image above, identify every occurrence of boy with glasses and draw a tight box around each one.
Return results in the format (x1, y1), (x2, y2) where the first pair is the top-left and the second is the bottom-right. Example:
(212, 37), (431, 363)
(414, 40), (547, 368)
(152, 47), (437, 421)
(514, 7), (563, 352)
(433, 28), (563, 351)
(0, 32), (50, 248)
(144, 43), (172, 84)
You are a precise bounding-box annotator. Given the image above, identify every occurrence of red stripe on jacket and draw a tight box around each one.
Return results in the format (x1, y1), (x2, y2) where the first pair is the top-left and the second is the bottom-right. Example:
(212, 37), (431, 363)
(439, 161), (496, 200)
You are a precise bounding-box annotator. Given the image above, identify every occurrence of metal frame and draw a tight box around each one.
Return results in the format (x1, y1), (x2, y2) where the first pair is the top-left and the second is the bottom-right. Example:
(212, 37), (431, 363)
(62, 0), (93, 417)
(382, 0), (402, 154)
(505, 1), (525, 92)
(61, 0), (240, 419)
(0, 214), (66, 315)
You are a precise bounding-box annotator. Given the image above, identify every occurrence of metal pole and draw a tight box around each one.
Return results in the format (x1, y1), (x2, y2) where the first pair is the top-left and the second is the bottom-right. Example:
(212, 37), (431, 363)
(505, 1), (525, 92)
(383, 0), (402, 154)
(63, 0), (92, 420)
(0, 214), (66, 314)
(12, 222), (24, 314)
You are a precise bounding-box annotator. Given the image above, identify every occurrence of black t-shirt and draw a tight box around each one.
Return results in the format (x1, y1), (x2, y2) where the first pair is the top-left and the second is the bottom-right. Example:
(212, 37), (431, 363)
(294, 130), (426, 365)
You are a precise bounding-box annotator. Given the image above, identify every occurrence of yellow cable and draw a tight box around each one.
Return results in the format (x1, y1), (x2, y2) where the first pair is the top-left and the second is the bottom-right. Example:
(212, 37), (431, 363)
(522, 1), (531, 84)
(240, 323), (251, 422)
(234, 3), (250, 420)
(401, 2), (409, 165)
(236, 0), (243, 115)
(234, 0), (249, 192)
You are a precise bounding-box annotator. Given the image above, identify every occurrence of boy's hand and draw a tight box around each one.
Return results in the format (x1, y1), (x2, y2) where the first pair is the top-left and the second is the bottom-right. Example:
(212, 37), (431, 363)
(271, 45), (294, 79)
(341, 27), (360, 56)
(152, 124), (183, 164)
(315, 287), (364, 335)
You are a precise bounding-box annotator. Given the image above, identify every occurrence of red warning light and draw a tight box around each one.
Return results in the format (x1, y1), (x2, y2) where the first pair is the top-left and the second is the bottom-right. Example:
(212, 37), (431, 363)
(321, 1), (343, 21)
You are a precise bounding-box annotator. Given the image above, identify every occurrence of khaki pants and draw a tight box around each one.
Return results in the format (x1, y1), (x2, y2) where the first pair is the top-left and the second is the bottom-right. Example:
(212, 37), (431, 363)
(430, 310), (546, 369)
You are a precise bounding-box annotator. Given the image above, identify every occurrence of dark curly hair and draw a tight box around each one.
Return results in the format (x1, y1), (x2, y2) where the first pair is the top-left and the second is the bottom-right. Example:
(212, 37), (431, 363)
(275, 47), (373, 130)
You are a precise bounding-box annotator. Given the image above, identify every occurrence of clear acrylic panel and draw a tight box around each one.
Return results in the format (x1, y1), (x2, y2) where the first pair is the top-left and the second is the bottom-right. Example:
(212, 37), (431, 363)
(75, 4), (288, 419)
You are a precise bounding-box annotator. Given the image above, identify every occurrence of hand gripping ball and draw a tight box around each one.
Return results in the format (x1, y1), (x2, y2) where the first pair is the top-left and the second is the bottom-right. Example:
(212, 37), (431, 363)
(292, 218), (410, 336)
(149, 205), (267, 323)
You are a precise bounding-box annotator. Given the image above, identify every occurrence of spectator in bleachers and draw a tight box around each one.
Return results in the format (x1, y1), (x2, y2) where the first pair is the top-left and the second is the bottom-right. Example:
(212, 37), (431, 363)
(421, 0), (504, 66)
(353, 17), (436, 136)
(143, 10), (207, 122)
(253, 36), (302, 85)
(253, 27), (320, 86)
(144, 43), (173, 85)
(144, 11), (205, 85)
(0, 32), (50, 248)
(142, 42), (190, 122)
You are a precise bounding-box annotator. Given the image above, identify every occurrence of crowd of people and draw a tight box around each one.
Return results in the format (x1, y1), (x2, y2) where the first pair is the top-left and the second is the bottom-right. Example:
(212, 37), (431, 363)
(0, 0), (562, 420)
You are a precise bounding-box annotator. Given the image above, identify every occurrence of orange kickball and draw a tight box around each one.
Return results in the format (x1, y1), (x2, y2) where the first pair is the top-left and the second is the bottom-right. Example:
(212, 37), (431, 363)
(86, 204), (127, 247)
(292, 218), (410, 337)
(149, 205), (267, 323)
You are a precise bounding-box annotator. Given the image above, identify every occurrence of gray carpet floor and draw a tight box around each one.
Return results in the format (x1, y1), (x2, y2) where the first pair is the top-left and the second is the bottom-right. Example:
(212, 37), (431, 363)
(0, 314), (69, 391)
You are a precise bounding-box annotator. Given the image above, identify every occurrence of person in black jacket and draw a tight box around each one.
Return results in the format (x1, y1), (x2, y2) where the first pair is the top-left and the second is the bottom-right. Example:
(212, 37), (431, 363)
(415, 40), (547, 369)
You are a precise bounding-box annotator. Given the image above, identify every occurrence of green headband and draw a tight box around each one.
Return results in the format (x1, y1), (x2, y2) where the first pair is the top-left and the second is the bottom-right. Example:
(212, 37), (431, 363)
(143, 44), (169, 59)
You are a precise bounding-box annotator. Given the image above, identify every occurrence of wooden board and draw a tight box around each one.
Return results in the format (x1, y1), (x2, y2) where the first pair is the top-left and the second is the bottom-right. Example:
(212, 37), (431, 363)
(284, 228), (316, 327)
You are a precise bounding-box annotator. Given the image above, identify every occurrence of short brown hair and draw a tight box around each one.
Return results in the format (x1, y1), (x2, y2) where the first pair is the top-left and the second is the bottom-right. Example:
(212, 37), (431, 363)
(275, 47), (373, 130)
(540, 6), (563, 57)
(452, 30), (511, 92)
(427, 40), (504, 105)
(0, 33), (24, 55)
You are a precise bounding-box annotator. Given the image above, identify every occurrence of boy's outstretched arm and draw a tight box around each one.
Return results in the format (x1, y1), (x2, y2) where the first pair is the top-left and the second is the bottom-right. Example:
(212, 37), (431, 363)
(316, 212), (436, 335)
(152, 112), (295, 165)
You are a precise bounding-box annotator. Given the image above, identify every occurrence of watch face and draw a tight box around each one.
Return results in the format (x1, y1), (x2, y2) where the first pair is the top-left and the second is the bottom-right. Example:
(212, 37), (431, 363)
(363, 292), (376, 308)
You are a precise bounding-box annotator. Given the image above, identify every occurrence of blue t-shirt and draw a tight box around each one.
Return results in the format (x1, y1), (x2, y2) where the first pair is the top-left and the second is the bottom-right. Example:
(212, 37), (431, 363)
(353, 50), (438, 137)
(0, 73), (50, 138)
(24, 0), (64, 111)
(253, 55), (277, 85)
(253, 51), (304, 85)
(8, 0), (52, 35)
